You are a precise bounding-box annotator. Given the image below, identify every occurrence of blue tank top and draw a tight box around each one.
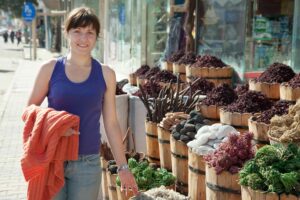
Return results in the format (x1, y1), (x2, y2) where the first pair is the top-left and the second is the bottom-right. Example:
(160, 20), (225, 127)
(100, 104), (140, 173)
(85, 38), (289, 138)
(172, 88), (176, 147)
(47, 57), (106, 155)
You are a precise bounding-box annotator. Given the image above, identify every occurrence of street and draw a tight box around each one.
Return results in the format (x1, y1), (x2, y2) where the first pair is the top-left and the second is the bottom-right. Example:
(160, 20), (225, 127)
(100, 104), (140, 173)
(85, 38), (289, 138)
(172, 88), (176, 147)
(0, 40), (58, 199)
(0, 38), (23, 104)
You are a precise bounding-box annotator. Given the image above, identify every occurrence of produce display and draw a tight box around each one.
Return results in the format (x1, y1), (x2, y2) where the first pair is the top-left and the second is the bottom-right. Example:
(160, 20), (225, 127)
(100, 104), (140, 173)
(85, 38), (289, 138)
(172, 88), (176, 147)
(132, 186), (188, 200)
(133, 80), (162, 98)
(191, 55), (227, 68)
(180, 77), (215, 96)
(107, 160), (118, 174)
(254, 100), (293, 124)
(225, 91), (272, 113)
(239, 143), (300, 195)
(202, 84), (237, 106)
(139, 81), (201, 123)
(187, 124), (238, 156)
(167, 51), (185, 63)
(255, 62), (295, 83)
(134, 65), (150, 77)
(159, 112), (189, 131)
(171, 110), (209, 143)
(152, 70), (178, 83)
(142, 67), (161, 79)
(235, 83), (249, 96)
(287, 73), (300, 88)
(204, 132), (254, 174)
(116, 158), (176, 191)
(176, 52), (197, 65)
(100, 142), (114, 161)
(116, 79), (128, 95)
(268, 101), (300, 142)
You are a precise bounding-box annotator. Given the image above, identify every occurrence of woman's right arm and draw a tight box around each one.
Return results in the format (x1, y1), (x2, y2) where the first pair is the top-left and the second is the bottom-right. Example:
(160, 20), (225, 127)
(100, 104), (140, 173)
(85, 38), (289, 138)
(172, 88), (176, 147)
(27, 59), (57, 106)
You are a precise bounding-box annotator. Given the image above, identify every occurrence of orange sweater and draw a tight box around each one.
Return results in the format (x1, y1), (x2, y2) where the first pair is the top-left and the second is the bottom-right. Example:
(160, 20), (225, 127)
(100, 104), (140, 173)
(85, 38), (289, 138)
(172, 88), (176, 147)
(21, 105), (80, 200)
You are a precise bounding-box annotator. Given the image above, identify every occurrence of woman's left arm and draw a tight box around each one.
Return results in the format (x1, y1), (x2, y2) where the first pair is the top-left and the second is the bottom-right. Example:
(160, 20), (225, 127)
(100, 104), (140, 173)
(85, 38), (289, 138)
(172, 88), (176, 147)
(101, 65), (138, 195)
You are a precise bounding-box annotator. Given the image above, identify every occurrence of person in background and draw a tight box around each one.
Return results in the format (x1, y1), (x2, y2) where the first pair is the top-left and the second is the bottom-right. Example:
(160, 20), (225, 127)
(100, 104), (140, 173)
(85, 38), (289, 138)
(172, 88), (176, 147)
(3, 30), (8, 43)
(16, 30), (22, 46)
(10, 30), (15, 44)
(26, 7), (138, 200)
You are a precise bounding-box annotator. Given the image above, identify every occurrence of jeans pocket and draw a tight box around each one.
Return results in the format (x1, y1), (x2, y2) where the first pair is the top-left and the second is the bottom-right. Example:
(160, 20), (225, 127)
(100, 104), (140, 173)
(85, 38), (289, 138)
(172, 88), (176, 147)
(84, 154), (100, 167)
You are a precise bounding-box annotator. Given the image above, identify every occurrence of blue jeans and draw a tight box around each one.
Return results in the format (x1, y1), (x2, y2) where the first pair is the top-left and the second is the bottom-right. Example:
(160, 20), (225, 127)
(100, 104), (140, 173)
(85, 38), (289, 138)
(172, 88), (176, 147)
(53, 154), (101, 200)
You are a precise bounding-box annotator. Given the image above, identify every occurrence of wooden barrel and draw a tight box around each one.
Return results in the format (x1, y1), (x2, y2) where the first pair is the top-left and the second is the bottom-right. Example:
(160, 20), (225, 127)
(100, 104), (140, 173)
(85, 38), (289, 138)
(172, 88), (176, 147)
(157, 126), (172, 171)
(145, 121), (160, 165)
(198, 104), (222, 121)
(206, 165), (241, 200)
(170, 136), (188, 195)
(220, 108), (254, 130)
(188, 148), (206, 200)
(173, 63), (187, 82)
(107, 172), (118, 200)
(249, 79), (280, 100)
(116, 186), (134, 200)
(186, 65), (232, 86)
(137, 77), (147, 87)
(248, 117), (270, 149)
(129, 73), (137, 86)
(280, 83), (300, 101)
(162, 61), (173, 72)
(241, 186), (300, 200)
(100, 157), (109, 200)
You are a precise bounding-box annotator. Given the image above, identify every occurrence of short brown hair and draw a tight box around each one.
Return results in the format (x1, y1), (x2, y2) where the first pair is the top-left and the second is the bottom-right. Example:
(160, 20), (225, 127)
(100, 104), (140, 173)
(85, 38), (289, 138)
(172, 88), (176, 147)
(64, 7), (100, 37)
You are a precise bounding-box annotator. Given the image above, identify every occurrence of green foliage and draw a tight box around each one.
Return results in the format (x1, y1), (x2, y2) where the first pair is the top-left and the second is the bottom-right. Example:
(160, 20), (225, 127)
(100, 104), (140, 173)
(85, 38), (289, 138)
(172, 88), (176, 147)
(239, 144), (300, 195)
(280, 172), (300, 193)
(0, 0), (38, 18)
(117, 158), (175, 190)
(246, 173), (266, 191)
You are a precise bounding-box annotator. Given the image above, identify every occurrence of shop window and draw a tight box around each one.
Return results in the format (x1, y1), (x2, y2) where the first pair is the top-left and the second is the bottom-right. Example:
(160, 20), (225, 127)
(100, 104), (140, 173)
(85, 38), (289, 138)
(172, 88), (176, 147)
(196, 0), (247, 74)
(246, 0), (294, 71)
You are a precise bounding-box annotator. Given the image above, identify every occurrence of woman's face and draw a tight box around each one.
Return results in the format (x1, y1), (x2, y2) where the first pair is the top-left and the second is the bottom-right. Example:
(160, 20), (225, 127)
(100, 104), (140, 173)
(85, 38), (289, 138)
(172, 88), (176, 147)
(67, 25), (97, 55)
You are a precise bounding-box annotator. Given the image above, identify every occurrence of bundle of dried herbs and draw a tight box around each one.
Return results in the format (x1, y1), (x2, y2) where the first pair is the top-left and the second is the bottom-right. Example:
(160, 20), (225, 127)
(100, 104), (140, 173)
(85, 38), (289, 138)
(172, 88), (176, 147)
(134, 65), (150, 77)
(254, 100), (293, 124)
(287, 73), (300, 88)
(256, 62), (295, 83)
(138, 78), (201, 123)
(225, 91), (272, 113)
(202, 83), (237, 106)
(235, 84), (249, 96)
(191, 55), (227, 68)
(167, 51), (185, 63)
(133, 80), (162, 98)
(180, 77), (215, 96)
(176, 52), (197, 65)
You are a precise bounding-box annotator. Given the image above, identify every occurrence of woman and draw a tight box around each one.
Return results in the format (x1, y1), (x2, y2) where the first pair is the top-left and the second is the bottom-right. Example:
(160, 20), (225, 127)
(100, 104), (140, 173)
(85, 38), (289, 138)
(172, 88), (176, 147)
(27, 7), (138, 200)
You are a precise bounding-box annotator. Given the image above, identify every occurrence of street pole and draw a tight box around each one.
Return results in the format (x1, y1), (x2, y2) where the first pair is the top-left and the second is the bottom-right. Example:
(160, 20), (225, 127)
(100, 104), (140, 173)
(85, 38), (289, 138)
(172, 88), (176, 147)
(29, 23), (32, 60)
(32, 18), (37, 60)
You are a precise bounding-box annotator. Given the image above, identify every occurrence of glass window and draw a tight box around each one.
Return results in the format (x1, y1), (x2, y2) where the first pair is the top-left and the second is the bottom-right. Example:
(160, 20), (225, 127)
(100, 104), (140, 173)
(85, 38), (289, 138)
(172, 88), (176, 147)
(145, 0), (169, 67)
(245, 0), (294, 71)
(292, 0), (300, 70)
(196, 0), (247, 74)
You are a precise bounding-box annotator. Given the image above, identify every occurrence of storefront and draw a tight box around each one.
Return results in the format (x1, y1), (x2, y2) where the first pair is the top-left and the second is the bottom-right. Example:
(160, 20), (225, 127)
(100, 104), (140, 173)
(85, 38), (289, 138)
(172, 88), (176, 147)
(102, 0), (300, 81)
(195, 0), (300, 80)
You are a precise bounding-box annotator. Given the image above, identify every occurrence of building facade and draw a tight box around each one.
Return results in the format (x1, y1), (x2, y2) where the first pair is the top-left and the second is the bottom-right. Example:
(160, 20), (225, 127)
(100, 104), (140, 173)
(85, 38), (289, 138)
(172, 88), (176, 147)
(43, 0), (300, 81)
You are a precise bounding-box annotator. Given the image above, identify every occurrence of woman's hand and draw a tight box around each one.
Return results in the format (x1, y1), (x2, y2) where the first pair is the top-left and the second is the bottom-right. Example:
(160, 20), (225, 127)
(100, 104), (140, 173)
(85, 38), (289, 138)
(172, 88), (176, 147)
(118, 169), (139, 196)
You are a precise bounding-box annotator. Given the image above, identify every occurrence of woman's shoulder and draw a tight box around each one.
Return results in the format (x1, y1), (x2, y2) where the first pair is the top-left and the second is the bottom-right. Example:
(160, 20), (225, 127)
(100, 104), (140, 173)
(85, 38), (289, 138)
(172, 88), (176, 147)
(38, 58), (60, 77)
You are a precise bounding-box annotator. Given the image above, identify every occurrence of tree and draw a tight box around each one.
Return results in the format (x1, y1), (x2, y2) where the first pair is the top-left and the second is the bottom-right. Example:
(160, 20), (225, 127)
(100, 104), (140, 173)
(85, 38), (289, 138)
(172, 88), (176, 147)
(0, 0), (38, 18)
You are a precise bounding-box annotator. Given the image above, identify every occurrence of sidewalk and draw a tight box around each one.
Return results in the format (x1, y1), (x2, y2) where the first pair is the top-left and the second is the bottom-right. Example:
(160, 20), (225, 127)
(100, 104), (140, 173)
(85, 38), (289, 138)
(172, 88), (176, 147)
(0, 47), (60, 199)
